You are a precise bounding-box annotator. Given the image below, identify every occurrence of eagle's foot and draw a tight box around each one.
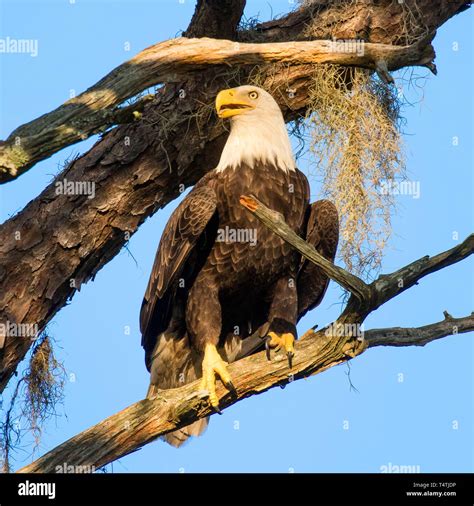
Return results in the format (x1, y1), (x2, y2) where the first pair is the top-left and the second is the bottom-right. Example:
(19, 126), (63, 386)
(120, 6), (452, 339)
(200, 343), (236, 413)
(265, 332), (295, 368)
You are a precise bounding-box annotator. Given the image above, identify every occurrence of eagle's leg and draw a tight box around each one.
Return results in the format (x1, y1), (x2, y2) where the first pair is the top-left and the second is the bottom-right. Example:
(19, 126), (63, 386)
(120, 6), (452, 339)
(187, 279), (235, 412)
(199, 343), (236, 413)
(265, 277), (298, 368)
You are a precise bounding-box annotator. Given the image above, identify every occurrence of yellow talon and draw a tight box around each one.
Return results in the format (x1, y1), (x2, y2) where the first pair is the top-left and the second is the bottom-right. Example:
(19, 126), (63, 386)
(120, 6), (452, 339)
(266, 332), (295, 367)
(200, 343), (236, 412)
(266, 331), (295, 353)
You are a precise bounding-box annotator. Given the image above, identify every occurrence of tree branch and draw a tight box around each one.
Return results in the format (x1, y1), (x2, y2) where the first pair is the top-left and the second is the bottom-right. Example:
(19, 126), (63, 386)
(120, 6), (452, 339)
(17, 307), (472, 473)
(240, 195), (371, 301)
(365, 312), (474, 348)
(0, 36), (435, 184)
(240, 195), (474, 315)
(370, 236), (474, 309)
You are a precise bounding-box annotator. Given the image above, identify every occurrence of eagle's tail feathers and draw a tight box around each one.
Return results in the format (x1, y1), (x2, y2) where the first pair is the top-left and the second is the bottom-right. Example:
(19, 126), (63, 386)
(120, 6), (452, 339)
(147, 331), (209, 447)
(163, 418), (209, 448)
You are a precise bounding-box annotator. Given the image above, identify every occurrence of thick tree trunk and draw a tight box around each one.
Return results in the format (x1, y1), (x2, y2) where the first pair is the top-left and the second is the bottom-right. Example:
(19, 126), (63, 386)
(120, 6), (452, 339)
(0, 0), (470, 393)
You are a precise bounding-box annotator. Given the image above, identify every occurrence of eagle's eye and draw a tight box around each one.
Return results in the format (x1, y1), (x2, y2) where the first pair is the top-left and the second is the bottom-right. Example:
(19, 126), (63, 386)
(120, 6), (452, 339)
(248, 91), (259, 100)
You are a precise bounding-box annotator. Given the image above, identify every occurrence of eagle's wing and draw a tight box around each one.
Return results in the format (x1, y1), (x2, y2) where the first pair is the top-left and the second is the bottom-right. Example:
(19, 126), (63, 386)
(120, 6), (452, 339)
(140, 184), (217, 360)
(297, 199), (339, 320)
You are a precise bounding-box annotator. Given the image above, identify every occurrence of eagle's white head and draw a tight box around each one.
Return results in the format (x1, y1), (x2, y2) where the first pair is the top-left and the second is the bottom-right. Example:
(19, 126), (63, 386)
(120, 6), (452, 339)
(214, 85), (295, 173)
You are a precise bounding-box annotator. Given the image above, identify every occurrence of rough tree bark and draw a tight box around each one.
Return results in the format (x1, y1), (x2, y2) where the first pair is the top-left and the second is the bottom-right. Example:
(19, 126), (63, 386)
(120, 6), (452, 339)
(0, 0), (470, 397)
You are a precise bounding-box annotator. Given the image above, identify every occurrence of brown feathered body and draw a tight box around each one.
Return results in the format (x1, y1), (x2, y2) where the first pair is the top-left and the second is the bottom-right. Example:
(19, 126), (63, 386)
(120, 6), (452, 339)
(140, 163), (338, 446)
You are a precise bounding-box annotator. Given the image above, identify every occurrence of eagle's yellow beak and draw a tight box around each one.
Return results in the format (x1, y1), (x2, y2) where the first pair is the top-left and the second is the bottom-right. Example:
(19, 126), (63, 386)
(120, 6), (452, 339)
(215, 89), (254, 118)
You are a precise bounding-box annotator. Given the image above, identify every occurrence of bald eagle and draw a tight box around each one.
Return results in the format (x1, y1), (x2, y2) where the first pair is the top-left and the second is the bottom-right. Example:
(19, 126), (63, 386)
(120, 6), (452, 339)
(140, 85), (339, 446)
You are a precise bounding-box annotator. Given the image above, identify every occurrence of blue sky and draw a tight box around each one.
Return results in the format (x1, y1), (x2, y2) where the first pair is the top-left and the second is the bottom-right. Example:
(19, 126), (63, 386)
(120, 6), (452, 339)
(0, 0), (472, 473)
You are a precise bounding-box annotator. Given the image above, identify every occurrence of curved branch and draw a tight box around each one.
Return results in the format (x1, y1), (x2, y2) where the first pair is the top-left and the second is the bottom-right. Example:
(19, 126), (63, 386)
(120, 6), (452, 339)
(17, 310), (472, 473)
(0, 36), (435, 184)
